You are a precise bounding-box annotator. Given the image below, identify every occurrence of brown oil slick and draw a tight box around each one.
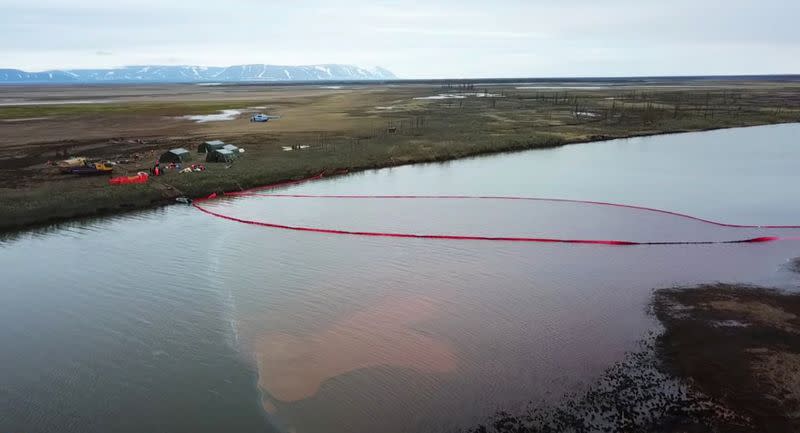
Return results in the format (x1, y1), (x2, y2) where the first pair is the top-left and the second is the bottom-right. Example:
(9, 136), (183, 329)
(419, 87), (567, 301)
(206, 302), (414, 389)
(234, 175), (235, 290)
(262, 398), (278, 415)
(252, 295), (458, 402)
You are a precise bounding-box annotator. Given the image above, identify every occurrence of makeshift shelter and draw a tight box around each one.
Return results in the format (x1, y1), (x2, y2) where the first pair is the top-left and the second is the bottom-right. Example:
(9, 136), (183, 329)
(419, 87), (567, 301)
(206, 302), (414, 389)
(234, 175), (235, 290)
(159, 148), (191, 163)
(197, 140), (225, 153)
(206, 148), (237, 163)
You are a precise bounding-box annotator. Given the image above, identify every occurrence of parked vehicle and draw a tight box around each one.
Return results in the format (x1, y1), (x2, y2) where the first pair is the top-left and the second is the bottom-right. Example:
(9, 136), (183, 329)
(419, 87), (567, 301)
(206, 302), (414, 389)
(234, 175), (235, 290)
(70, 162), (114, 175)
(250, 113), (280, 122)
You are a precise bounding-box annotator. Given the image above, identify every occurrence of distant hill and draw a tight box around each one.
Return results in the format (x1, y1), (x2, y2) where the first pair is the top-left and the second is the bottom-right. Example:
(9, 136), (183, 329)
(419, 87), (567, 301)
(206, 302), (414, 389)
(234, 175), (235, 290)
(0, 64), (396, 83)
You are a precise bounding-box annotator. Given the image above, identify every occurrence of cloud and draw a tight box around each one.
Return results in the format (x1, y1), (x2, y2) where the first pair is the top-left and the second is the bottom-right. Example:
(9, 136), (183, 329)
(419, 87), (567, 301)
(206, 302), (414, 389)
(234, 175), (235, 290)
(0, 0), (797, 77)
(375, 28), (548, 39)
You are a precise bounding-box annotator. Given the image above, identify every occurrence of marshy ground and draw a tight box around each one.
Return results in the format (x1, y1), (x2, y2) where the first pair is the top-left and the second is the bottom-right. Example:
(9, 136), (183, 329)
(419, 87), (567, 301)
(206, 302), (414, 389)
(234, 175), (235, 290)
(653, 282), (800, 432)
(2, 78), (800, 230)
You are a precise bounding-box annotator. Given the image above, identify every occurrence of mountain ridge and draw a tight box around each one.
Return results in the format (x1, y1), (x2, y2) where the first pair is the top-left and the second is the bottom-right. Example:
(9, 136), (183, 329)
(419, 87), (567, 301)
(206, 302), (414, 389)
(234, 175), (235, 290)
(0, 64), (396, 83)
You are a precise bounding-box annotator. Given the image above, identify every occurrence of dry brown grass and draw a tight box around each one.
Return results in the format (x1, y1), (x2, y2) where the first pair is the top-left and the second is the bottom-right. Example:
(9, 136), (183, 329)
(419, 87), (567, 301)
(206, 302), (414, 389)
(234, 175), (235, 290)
(751, 350), (800, 419)
(654, 284), (800, 432)
(2, 80), (800, 231)
(706, 300), (798, 332)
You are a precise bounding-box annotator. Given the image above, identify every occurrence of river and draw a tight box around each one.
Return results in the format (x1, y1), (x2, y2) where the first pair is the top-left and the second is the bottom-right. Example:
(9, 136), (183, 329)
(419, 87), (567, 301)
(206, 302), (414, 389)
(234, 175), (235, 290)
(2, 124), (799, 433)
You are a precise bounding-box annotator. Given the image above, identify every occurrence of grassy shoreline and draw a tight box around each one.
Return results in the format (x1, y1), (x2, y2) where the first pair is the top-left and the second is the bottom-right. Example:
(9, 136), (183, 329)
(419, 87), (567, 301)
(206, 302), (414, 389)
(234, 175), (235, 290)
(653, 282), (800, 432)
(463, 279), (800, 433)
(1, 121), (794, 234)
(3, 81), (799, 233)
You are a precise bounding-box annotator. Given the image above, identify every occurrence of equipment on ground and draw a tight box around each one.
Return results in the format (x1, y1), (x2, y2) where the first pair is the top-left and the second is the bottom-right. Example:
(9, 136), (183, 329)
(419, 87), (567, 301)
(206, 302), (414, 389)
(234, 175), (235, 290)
(206, 148), (238, 163)
(198, 140), (225, 153)
(109, 172), (149, 185)
(57, 157), (87, 173)
(71, 162), (114, 175)
(159, 148), (191, 164)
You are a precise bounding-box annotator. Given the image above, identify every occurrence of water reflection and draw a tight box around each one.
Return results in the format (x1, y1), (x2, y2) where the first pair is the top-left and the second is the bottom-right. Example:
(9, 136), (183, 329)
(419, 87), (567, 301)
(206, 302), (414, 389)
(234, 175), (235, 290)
(2, 124), (800, 433)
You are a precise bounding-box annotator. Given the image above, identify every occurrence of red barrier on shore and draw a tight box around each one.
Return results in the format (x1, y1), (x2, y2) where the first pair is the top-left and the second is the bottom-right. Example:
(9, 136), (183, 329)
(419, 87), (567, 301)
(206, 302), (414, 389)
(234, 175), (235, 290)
(228, 172), (325, 195)
(109, 173), (149, 185)
(192, 173), (799, 246)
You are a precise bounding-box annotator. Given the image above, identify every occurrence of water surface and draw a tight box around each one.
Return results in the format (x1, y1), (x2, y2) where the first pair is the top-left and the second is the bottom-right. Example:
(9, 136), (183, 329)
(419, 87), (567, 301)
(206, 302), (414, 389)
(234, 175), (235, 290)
(2, 123), (799, 433)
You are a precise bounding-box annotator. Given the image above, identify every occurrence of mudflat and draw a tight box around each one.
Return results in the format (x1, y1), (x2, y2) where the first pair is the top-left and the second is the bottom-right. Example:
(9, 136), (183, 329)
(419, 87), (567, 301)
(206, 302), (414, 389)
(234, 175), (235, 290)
(653, 282), (800, 432)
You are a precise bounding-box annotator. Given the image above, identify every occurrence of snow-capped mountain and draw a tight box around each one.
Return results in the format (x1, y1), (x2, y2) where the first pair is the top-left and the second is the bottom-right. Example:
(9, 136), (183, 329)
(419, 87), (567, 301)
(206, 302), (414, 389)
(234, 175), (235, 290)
(0, 64), (396, 83)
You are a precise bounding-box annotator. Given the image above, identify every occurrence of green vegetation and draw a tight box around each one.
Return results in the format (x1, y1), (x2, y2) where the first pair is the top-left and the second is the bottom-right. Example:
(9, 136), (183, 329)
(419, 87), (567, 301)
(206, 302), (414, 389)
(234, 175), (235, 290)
(1, 82), (799, 231)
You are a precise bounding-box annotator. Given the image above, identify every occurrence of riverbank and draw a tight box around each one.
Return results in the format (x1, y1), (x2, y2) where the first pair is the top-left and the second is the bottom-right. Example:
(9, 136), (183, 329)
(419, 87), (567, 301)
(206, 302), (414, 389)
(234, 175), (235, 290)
(653, 282), (800, 432)
(4, 107), (800, 433)
(466, 274), (800, 433)
(2, 80), (799, 232)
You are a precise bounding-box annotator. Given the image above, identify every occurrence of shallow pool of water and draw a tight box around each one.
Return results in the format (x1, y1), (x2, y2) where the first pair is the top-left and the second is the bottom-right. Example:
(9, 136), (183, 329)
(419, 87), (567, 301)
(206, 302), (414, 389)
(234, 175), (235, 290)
(182, 109), (241, 123)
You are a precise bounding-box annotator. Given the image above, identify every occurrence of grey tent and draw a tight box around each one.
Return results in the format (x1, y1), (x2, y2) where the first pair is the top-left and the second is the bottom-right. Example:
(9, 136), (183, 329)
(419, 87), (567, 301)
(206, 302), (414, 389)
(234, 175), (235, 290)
(197, 140), (225, 153)
(222, 144), (239, 153)
(206, 148), (238, 163)
(159, 148), (191, 163)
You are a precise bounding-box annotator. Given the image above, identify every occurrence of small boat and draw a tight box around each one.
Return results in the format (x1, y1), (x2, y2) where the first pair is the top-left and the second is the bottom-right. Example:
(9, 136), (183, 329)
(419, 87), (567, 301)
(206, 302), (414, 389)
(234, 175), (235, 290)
(71, 162), (114, 175)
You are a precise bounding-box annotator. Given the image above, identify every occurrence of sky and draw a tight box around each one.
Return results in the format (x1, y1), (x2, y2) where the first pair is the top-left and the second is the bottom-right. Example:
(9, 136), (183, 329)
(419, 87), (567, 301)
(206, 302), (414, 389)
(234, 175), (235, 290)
(1, 0), (798, 78)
